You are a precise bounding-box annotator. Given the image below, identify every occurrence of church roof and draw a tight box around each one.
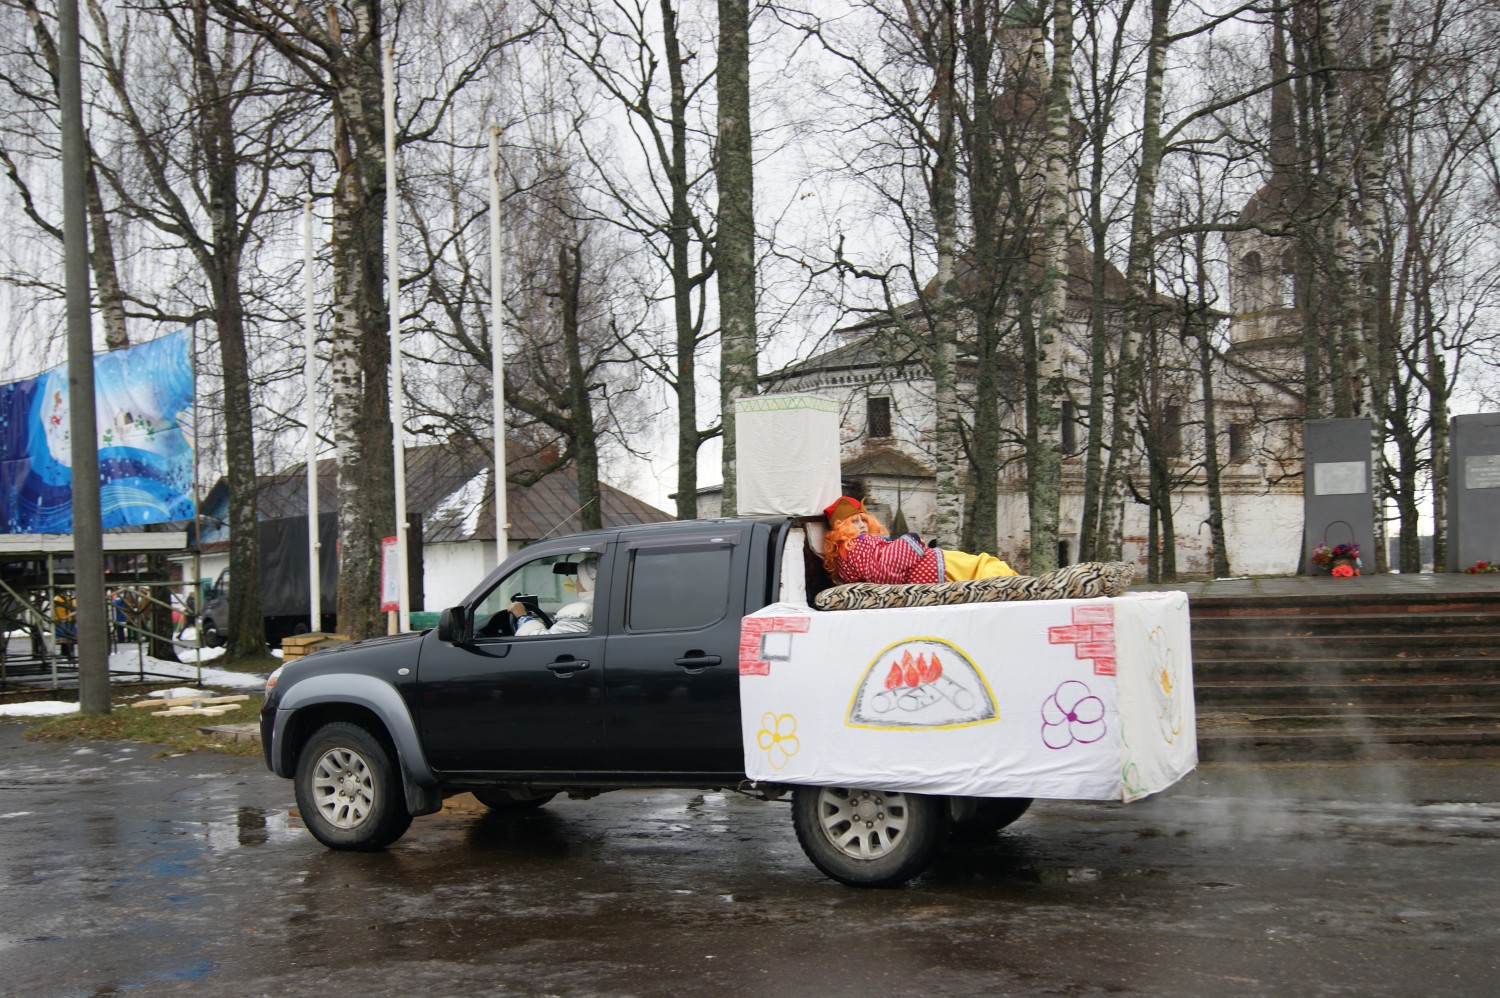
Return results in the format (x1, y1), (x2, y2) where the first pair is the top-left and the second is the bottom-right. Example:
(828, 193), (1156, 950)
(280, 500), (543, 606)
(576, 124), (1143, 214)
(1236, 172), (1323, 227)
(842, 448), (935, 479)
(767, 334), (925, 380)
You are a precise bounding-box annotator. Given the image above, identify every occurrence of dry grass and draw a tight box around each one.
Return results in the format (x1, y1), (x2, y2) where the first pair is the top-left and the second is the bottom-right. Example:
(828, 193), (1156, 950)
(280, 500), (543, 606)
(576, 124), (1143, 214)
(208, 652), (282, 675)
(8, 678), (267, 757)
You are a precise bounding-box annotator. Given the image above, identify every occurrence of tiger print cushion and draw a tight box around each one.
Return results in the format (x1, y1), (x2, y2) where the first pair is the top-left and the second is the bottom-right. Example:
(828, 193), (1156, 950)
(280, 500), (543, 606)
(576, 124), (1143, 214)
(812, 561), (1137, 612)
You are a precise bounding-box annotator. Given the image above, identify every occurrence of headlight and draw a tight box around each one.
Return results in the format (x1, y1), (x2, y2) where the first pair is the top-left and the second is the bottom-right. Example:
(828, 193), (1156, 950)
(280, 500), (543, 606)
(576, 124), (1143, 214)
(265, 666), (283, 691)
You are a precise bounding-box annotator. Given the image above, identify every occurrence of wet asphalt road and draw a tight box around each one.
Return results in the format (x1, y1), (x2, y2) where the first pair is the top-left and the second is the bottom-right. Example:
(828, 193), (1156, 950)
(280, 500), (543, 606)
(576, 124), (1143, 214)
(0, 721), (1496, 998)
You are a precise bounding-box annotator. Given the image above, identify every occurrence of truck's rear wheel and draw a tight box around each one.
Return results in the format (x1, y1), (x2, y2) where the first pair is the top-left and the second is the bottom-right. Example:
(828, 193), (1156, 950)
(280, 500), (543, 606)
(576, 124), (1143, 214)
(792, 786), (949, 888)
(294, 722), (413, 850)
(952, 796), (1033, 838)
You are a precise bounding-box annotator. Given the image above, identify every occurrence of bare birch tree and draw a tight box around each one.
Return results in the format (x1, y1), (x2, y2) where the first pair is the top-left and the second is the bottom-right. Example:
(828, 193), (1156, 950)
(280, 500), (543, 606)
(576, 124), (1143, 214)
(85, 0), (325, 658)
(542, 0), (718, 520)
(1028, 0), (1075, 573)
(716, 0), (757, 513)
(210, 0), (515, 635)
(1, 0), (129, 349)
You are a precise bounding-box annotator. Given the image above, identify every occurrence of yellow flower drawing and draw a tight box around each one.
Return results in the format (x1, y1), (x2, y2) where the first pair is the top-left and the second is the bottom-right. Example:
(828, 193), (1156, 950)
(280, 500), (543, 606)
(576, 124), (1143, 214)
(1148, 626), (1183, 743)
(756, 712), (800, 770)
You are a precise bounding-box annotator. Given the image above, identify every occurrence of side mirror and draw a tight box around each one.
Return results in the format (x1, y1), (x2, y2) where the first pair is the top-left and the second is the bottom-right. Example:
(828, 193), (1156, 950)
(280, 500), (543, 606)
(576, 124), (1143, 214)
(437, 606), (471, 645)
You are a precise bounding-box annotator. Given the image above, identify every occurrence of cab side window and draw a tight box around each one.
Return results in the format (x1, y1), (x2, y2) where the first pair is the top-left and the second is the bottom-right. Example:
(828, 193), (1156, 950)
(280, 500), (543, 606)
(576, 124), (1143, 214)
(473, 552), (597, 637)
(627, 543), (733, 632)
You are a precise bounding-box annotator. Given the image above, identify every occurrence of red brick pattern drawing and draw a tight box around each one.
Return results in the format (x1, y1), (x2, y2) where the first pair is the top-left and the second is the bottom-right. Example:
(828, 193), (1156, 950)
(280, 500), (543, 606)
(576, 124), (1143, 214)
(739, 616), (812, 675)
(1047, 604), (1116, 676)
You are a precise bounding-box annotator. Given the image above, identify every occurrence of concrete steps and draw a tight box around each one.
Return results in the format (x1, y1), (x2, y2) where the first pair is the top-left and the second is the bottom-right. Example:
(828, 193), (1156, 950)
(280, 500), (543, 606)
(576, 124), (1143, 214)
(1163, 581), (1500, 762)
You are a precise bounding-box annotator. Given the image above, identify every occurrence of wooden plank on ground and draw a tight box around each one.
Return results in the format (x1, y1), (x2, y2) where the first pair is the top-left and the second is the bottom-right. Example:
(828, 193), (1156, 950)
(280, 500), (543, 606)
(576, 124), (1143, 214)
(281, 632), (350, 648)
(133, 695), (199, 709)
(150, 704), (242, 717)
(132, 693), (251, 710)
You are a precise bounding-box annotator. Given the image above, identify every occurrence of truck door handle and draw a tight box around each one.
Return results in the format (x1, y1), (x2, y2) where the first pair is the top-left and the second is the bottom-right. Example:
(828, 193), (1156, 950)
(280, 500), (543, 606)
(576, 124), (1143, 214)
(547, 657), (590, 675)
(674, 653), (722, 669)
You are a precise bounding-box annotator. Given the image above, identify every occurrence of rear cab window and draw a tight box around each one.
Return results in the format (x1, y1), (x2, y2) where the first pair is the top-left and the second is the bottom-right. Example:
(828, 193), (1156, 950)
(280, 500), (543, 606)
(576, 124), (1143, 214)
(624, 532), (740, 632)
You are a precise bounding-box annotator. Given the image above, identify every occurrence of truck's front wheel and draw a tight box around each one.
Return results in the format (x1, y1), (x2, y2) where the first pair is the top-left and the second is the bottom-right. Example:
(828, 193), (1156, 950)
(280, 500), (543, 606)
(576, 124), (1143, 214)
(792, 786), (949, 888)
(294, 722), (413, 850)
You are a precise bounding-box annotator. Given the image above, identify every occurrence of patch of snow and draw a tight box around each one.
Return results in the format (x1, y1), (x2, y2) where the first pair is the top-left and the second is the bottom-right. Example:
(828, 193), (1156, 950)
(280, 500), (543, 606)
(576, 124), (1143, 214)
(0, 701), (79, 717)
(108, 648), (264, 690)
(174, 645), (227, 664)
(144, 687), (202, 700)
(431, 469), (490, 539)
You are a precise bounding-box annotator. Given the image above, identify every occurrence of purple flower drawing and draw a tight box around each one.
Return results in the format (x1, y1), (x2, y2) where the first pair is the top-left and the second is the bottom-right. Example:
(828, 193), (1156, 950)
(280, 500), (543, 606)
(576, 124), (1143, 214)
(1041, 680), (1107, 749)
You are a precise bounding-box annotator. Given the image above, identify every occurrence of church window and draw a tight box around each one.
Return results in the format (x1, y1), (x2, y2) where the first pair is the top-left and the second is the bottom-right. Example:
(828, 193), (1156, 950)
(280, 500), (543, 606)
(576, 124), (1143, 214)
(1241, 252), (1263, 309)
(1162, 404), (1184, 457)
(867, 396), (892, 439)
(1061, 400), (1079, 454)
(1279, 249), (1298, 308)
(1229, 423), (1252, 461)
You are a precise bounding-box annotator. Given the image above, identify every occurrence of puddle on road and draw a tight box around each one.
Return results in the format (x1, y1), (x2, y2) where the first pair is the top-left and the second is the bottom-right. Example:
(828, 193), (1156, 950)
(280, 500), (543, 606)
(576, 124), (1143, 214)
(200, 806), (301, 851)
(1036, 865), (1102, 884)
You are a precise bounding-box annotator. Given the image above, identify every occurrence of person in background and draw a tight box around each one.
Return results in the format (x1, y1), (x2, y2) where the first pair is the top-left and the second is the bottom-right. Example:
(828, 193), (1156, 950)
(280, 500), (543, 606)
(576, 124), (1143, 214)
(822, 495), (1019, 585)
(120, 588), (147, 642)
(174, 589), (197, 640)
(110, 590), (129, 645)
(53, 590), (76, 662)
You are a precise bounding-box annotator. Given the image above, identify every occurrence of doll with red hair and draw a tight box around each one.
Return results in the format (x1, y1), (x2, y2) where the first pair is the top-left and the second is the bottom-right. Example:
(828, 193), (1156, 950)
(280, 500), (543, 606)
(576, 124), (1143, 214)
(822, 496), (1017, 585)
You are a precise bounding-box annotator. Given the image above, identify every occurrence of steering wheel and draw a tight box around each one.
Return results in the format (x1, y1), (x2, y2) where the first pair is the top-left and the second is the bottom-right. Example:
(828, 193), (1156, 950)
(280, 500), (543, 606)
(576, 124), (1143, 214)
(512, 593), (554, 629)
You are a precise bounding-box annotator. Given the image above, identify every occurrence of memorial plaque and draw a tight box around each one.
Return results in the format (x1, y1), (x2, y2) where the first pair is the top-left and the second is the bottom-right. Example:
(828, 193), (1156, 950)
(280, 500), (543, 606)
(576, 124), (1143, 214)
(1313, 461), (1367, 496)
(1464, 455), (1500, 490)
(1449, 415), (1500, 570)
(1304, 420), (1375, 574)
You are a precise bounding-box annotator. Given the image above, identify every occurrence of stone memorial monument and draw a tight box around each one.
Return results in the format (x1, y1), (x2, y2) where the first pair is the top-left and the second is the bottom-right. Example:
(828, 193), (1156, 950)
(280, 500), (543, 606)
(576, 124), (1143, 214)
(1446, 413), (1500, 572)
(1303, 418), (1375, 575)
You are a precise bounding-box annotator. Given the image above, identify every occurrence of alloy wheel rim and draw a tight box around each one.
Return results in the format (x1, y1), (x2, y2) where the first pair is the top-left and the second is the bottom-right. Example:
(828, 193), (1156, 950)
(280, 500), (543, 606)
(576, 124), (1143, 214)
(815, 787), (910, 860)
(311, 747), (374, 829)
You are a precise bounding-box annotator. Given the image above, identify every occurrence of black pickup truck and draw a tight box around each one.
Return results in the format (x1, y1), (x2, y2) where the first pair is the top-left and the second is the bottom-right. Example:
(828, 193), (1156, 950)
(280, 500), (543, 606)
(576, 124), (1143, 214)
(260, 517), (1030, 887)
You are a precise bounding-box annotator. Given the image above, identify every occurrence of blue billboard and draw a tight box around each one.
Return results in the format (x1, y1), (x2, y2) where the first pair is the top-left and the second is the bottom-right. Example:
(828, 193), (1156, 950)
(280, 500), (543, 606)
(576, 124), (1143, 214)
(0, 328), (196, 533)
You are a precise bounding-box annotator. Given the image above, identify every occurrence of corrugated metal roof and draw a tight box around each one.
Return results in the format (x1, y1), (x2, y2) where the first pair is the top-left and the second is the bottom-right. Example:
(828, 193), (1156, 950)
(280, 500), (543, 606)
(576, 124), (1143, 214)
(220, 438), (670, 545)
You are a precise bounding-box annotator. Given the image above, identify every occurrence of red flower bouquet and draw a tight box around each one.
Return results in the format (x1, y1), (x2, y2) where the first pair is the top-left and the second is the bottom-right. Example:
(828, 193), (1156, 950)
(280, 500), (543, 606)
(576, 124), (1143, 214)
(1311, 542), (1361, 576)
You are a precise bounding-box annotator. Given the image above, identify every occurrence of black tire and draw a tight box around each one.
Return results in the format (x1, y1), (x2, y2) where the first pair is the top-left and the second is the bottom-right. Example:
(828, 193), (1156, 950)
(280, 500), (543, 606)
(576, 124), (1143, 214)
(294, 722), (413, 850)
(952, 796), (1033, 838)
(471, 788), (557, 811)
(200, 619), (223, 648)
(792, 786), (950, 888)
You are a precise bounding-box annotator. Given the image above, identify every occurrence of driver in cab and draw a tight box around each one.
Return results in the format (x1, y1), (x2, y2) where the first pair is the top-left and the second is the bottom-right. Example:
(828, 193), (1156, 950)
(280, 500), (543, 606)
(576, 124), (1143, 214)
(509, 556), (597, 636)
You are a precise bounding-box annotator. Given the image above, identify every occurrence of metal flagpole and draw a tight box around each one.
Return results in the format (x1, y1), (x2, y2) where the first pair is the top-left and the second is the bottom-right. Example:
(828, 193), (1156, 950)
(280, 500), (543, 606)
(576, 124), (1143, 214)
(489, 124), (509, 568)
(190, 323), (202, 687)
(384, 45), (410, 634)
(304, 194), (322, 633)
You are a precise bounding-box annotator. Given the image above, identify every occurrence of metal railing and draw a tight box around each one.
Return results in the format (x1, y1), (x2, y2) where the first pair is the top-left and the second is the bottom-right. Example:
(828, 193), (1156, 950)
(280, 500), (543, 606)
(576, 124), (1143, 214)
(0, 577), (205, 690)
